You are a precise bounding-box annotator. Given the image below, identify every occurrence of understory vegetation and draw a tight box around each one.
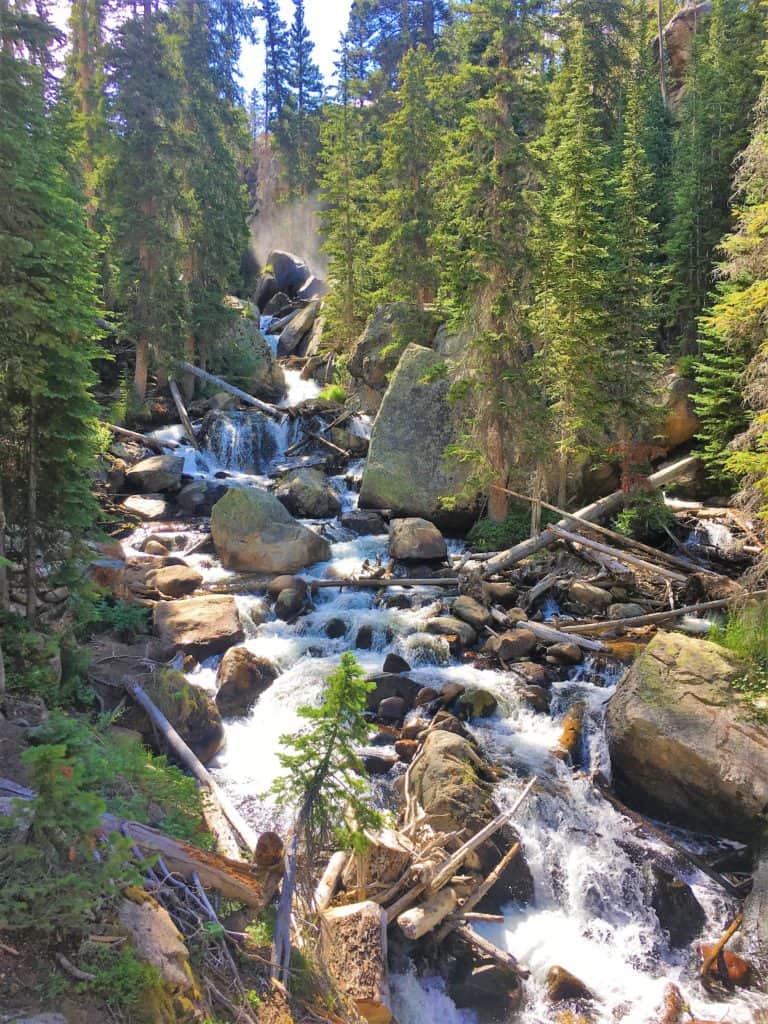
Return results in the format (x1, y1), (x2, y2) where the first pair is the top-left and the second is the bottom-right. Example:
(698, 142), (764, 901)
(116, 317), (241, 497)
(710, 601), (768, 722)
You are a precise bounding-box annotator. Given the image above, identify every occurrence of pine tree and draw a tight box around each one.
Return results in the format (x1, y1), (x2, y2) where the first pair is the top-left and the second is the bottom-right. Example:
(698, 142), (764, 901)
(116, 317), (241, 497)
(664, 0), (762, 350)
(281, 0), (324, 195)
(434, 0), (548, 517)
(531, 27), (616, 503)
(371, 45), (438, 304)
(0, 0), (102, 612)
(260, 0), (290, 130)
(65, 0), (107, 224)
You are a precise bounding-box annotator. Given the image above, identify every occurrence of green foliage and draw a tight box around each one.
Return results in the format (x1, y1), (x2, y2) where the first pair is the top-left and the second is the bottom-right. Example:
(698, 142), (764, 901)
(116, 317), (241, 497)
(419, 360), (448, 384)
(468, 507), (560, 552)
(710, 600), (768, 723)
(77, 942), (164, 1015)
(0, 740), (141, 934)
(246, 906), (277, 947)
(270, 652), (383, 853)
(612, 490), (675, 544)
(77, 596), (150, 641)
(0, 613), (62, 701)
(319, 383), (347, 404)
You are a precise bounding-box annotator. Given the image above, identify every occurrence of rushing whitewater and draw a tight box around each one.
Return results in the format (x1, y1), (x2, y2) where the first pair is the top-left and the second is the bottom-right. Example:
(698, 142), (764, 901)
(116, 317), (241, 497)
(134, 326), (765, 1024)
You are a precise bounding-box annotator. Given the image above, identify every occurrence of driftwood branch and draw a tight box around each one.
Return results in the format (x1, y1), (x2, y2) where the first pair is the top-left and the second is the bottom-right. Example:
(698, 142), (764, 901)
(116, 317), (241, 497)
(179, 361), (282, 420)
(169, 378), (199, 450)
(549, 526), (688, 583)
(560, 590), (768, 635)
(699, 913), (744, 987)
(510, 617), (607, 653)
(108, 423), (180, 453)
(454, 924), (529, 979)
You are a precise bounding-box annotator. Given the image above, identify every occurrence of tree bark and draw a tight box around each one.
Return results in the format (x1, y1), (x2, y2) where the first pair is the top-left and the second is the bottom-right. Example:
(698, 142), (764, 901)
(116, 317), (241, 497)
(0, 479), (8, 612)
(658, 0), (668, 108)
(168, 378), (199, 449)
(25, 409), (37, 624)
(134, 336), (149, 401)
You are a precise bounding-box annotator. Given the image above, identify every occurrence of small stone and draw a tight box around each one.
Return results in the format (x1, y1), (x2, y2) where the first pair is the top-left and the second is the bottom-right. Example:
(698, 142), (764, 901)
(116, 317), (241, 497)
(274, 587), (306, 621)
(267, 574), (308, 599)
(427, 616), (477, 647)
(356, 625), (374, 649)
(514, 662), (554, 688)
(546, 965), (594, 1003)
(378, 696), (406, 720)
(520, 686), (550, 713)
(452, 594), (491, 631)
(415, 686), (439, 706)
(547, 642), (583, 665)
(383, 653), (411, 674)
(395, 739), (418, 763)
(326, 618), (347, 639)
(144, 538), (171, 556)
(608, 602), (646, 620)
(364, 752), (398, 775)
(255, 831), (284, 869)
(486, 628), (537, 661)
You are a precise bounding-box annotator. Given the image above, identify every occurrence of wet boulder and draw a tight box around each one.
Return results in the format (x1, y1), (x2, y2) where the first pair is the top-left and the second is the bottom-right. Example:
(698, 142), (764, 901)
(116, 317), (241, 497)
(458, 687), (498, 719)
(277, 299), (322, 358)
(341, 509), (388, 536)
(267, 250), (312, 295)
(215, 647), (278, 716)
(211, 487), (331, 573)
(545, 966), (594, 1003)
(383, 653), (411, 674)
(146, 565), (202, 599)
(125, 455), (184, 494)
(275, 467), (341, 519)
(267, 574), (308, 599)
(389, 517), (447, 561)
(484, 628), (537, 662)
(452, 595), (490, 631)
(427, 616), (477, 647)
(649, 865), (705, 948)
(607, 631), (768, 838)
(176, 480), (230, 516)
(153, 595), (244, 658)
(546, 642), (583, 665)
(274, 587), (307, 621)
(359, 345), (479, 529)
(365, 673), (421, 712)
(255, 272), (279, 311)
(263, 291), (292, 318)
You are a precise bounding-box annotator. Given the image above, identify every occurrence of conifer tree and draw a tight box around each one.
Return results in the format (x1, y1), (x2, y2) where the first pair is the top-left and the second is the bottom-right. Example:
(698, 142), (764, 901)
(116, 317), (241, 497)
(260, 0), (290, 130)
(0, 0), (101, 611)
(371, 45), (438, 304)
(66, 0), (107, 224)
(531, 28), (615, 503)
(281, 0), (324, 195)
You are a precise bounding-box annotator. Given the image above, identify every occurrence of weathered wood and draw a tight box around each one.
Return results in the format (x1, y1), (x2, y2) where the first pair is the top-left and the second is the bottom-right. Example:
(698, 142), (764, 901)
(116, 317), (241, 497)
(321, 901), (393, 1024)
(512, 617), (608, 653)
(179, 361), (282, 420)
(699, 913), (744, 986)
(560, 590), (768, 635)
(108, 423), (181, 452)
(314, 851), (349, 912)
(303, 429), (349, 457)
(436, 842), (522, 943)
(397, 887), (458, 939)
(482, 456), (701, 578)
(454, 924), (529, 979)
(344, 829), (413, 894)
(284, 410), (353, 456)
(124, 679), (259, 856)
(169, 378), (200, 449)
(427, 778), (536, 892)
(549, 526), (688, 583)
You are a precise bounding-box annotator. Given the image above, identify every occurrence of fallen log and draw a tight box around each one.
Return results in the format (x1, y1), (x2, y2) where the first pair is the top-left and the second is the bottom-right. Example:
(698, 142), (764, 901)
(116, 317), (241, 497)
(314, 851), (349, 913)
(511, 617), (608, 653)
(169, 378), (200, 450)
(491, 482), (718, 577)
(284, 410), (354, 457)
(0, 781), (275, 910)
(124, 679), (259, 856)
(108, 423), (181, 453)
(397, 887), (459, 940)
(699, 913), (744, 988)
(436, 842), (521, 943)
(549, 526), (688, 583)
(559, 590), (768, 635)
(303, 429), (349, 458)
(179, 361), (283, 420)
(454, 924), (529, 980)
(482, 455), (701, 578)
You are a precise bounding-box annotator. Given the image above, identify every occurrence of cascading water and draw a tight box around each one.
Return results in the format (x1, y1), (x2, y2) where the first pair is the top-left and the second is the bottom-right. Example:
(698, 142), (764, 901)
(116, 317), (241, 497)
(133, 334), (766, 1024)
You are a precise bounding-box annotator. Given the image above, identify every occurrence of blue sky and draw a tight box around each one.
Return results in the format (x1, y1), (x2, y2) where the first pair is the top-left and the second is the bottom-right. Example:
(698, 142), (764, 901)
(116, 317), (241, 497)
(52, 1), (352, 94)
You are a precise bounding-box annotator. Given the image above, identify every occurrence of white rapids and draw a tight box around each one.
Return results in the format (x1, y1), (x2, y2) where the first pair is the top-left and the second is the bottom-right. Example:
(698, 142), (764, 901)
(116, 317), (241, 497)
(129, 323), (765, 1024)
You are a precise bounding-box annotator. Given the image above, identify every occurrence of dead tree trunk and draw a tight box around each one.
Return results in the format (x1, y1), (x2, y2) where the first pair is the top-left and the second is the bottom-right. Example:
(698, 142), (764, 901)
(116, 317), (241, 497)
(134, 336), (149, 401)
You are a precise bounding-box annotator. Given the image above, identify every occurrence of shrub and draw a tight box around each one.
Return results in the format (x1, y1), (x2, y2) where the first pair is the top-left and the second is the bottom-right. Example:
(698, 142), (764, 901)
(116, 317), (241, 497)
(612, 490), (675, 545)
(468, 507), (560, 552)
(710, 600), (768, 723)
(0, 612), (62, 700)
(319, 383), (347, 404)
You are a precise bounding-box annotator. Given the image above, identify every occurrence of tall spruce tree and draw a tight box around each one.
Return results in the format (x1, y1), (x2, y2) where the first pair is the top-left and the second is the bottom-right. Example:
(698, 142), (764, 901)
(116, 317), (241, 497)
(260, 0), (290, 130)
(0, 0), (101, 615)
(531, 27), (616, 503)
(281, 0), (324, 195)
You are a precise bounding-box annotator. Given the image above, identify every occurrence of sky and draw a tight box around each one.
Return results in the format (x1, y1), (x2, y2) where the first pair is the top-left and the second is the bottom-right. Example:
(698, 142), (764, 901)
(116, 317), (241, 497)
(52, 1), (352, 95)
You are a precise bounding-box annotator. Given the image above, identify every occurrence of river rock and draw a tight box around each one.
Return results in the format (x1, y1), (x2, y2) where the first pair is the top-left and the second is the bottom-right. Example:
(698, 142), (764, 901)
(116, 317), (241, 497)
(119, 889), (195, 993)
(263, 291), (292, 318)
(450, 962), (522, 1016)
(607, 631), (768, 838)
(485, 628), (537, 661)
(568, 580), (613, 612)
(519, 685), (550, 712)
(364, 752), (398, 775)
(378, 696), (406, 720)
(407, 725), (534, 907)
(383, 653), (411, 674)
(649, 865), (705, 948)
(122, 494), (174, 521)
(296, 275), (327, 301)
(332, 427), (369, 456)
(146, 565), (203, 599)
(359, 344), (478, 529)
(275, 467), (341, 519)
(547, 642), (583, 665)
(389, 517), (447, 561)
(321, 901), (392, 1024)
(216, 647), (278, 716)
(176, 479), (230, 516)
(608, 602), (646, 620)
(348, 302), (437, 411)
(274, 587), (306, 621)
(277, 299), (321, 358)
(452, 594), (490, 630)
(126, 454), (184, 494)
(365, 673), (421, 712)
(255, 272), (279, 311)
(268, 250), (312, 295)
(427, 616), (477, 647)
(458, 687), (498, 719)
(144, 538), (170, 556)
(267, 574), (308, 599)
(211, 487), (331, 573)
(546, 966), (594, 1003)
(326, 618), (347, 639)
(482, 582), (520, 607)
(153, 595), (243, 658)
(342, 509), (388, 536)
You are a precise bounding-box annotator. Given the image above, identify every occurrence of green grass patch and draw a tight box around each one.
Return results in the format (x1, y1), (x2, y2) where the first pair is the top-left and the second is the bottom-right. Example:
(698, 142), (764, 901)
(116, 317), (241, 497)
(468, 506), (560, 552)
(710, 600), (768, 723)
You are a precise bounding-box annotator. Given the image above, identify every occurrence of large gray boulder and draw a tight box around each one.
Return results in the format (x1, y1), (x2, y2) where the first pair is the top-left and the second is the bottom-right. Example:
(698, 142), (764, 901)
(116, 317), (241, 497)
(153, 595), (244, 658)
(607, 631), (768, 839)
(389, 517), (446, 561)
(348, 303), (437, 413)
(125, 455), (184, 494)
(277, 300), (321, 358)
(267, 250), (311, 295)
(275, 467), (341, 519)
(211, 486), (331, 572)
(359, 345), (478, 530)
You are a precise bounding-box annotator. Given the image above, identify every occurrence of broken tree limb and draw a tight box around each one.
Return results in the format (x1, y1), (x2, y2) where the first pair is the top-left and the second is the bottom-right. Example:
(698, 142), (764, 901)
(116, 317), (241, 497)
(482, 456), (701, 578)
(512, 618), (608, 653)
(169, 379), (200, 449)
(454, 924), (529, 980)
(108, 423), (180, 453)
(548, 526), (688, 583)
(427, 778), (536, 893)
(302, 429), (349, 458)
(491, 482), (717, 577)
(397, 887), (459, 939)
(435, 842), (522, 944)
(179, 361), (283, 420)
(314, 851), (350, 913)
(123, 679), (259, 856)
(559, 589), (768, 635)
(699, 913), (744, 988)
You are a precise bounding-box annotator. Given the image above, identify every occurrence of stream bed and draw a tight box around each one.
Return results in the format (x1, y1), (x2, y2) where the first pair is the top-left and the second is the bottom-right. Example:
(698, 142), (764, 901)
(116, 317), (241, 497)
(129, 337), (766, 1024)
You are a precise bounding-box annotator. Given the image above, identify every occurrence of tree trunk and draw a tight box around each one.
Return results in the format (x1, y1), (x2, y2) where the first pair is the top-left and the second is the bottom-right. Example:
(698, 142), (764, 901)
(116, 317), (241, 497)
(657, 0), (668, 109)
(25, 409), (37, 624)
(0, 479), (8, 612)
(0, 640), (5, 697)
(182, 333), (195, 401)
(134, 336), (149, 400)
